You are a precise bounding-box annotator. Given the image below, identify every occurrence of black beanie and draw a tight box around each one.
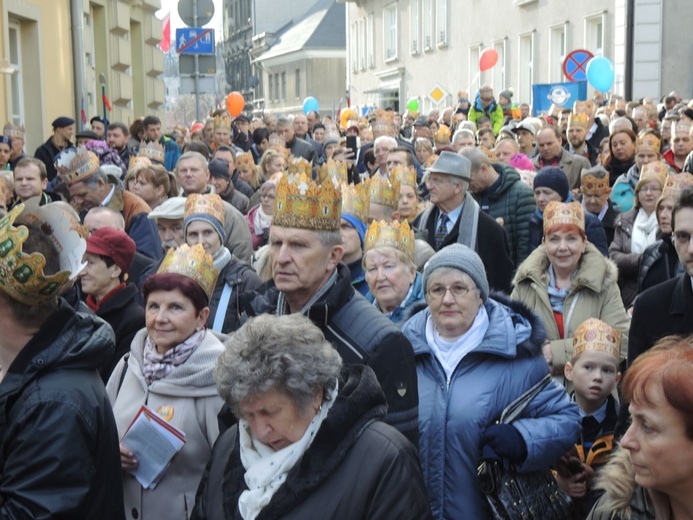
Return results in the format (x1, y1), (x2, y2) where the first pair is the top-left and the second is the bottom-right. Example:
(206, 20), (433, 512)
(533, 167), (570, 201)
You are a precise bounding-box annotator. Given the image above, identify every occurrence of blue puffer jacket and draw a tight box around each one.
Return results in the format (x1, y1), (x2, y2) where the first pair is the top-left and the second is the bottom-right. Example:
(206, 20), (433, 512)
(401, 293), (580, 520)
(366, 272), (425, 324)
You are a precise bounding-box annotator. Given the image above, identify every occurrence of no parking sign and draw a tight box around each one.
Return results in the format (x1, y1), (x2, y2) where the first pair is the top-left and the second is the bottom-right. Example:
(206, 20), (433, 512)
(563, 50), (595, 82)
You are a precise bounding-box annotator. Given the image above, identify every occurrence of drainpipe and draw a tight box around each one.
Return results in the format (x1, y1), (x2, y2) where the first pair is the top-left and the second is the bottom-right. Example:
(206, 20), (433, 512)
(624, 0), (634, 100)
(71, 0), (88, 127)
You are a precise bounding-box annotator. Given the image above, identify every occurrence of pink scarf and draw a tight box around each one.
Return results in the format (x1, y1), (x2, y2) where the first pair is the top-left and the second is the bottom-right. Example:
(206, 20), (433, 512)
(142, 329), (205, 384)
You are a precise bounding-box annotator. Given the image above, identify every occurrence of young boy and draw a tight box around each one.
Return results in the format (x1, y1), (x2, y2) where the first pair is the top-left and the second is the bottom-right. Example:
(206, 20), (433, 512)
(556, 317), (621, 518)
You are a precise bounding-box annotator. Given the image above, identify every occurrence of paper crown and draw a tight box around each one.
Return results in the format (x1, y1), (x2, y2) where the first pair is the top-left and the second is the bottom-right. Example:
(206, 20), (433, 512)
(572, 318), (621, 360)
(638, 161), (669, 190)
(213, 115), (232, 131)
(341, 180), (370, 224)
(3, 122), (25, 140)
(543, 201), (585, 233)
(128, 155), (152, 173)
(157, 244), (219, 300)
(55, 147), (101, 185)
(567, 113), (590, 130)
(434, 125), (452, 144)
(272, 173), (342, 231)
(369, 175), (400, 209)
(373, 109), (394, 124)
(661, 172), (693, 200)
(390, 164), (417, 189)
(672, 121), (692, 138)
(287, 157), (312, 178)
(236, 152), (255, 170)
(573, 100), (596, 117)
(317, 159), (348, 185)
(635, 133), (661, 155)
(138, 140), (165, 164)
(184, 193), (226, 224)
(0, 204), (73, 305)
(479, 146), (497, 163)
(580, 168), (611, 195)
(364, 219), (415, 261)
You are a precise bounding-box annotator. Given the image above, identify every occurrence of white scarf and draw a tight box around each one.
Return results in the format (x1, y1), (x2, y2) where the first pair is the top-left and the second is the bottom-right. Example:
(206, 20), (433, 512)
(631, 208), (658, 254)
(252, 206), (272, 237)
(237, 382), (339, 520)
(425, 306), (489, 380)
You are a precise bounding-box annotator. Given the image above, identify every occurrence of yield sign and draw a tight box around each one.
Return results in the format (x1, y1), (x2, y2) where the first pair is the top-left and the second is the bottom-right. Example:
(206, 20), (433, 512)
(563, 50), (594, 82)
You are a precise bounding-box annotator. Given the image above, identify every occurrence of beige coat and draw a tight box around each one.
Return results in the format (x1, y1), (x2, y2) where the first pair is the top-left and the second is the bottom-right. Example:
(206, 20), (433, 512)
(106, 329), (225, 520)
(511, 243), (630, 386)
(532, 148), (591, 189)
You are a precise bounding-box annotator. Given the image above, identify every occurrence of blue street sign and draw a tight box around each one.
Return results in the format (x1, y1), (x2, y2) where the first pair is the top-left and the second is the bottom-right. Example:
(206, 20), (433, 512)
(176, 28), (215, 55)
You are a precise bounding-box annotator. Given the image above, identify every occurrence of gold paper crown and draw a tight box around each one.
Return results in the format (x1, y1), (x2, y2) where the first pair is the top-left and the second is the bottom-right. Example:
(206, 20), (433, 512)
(3, 122), (25, 140)
(213, 115), (232, 131)
(479, 146), (497, 163)
(390, 164), (417, 189)
(184, 193), (226, 224)
(317, 159), (348, 186)
(157, 244), (219, 300)
(567, 113), (590, 130)
(573, 100), (596, 117)
(288, 157), (312, 177)
(369, 175), (400, 209)
(236, 152), (255, 170)
(580, 169), (611, 195)
(638, 161), (669, 190)
(373, 109), (394, 124)
(434, 125), (452, 144)
(273, 172), (342, 231)
(572, 318), (621, 360)
(543, 201), (585, 233)
(341, 180), (370, 224)
(672, 121), (692, 138)
(635, 133), (661, 155)
(56, 147), (101, 186)
(138, 140), (165, 164)
(364, 219), (415, 261)
(128, 155), (152, 173)
(662, 173), (693, 200)
(0, 205), (72, 305)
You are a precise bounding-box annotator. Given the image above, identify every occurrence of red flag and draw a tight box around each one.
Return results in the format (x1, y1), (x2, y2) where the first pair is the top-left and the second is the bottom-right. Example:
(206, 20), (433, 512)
(160, 11), (171, 52)
(102, 94), (112, 112)
(80, 97), (87, 125)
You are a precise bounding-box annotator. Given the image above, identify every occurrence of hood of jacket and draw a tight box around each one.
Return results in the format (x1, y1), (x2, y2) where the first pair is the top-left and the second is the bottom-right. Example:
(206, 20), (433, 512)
(484, 163), (524, 201)
(513, 242), (618, 294)
(402, 291), (546, 360)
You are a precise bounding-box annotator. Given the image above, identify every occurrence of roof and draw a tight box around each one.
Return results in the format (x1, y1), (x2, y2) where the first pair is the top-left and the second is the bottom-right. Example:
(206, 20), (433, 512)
(256, 0), (345, 62)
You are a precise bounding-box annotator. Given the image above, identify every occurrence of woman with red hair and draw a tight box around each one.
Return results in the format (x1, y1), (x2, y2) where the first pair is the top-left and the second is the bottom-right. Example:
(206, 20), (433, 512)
(512, 201), (630, 389)
(587, 336), (693, 519)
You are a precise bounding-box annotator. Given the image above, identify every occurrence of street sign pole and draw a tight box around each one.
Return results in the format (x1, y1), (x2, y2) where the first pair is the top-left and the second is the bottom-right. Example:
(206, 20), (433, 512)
(193, 0), (200, 122)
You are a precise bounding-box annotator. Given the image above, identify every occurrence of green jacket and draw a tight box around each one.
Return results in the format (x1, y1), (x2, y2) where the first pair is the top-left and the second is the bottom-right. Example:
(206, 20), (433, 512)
(468, 103), (504, 135)
(472, 163), (536, 267)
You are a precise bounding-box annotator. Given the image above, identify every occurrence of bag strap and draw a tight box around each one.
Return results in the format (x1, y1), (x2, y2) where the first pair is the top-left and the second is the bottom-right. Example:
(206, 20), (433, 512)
(499, 373), (553, 424)
(116, 353), (130, 396)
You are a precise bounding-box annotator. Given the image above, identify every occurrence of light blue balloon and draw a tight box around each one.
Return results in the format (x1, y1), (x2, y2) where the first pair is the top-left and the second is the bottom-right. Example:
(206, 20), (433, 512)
(586, 56), (614, 92)
(302, 96), (319, 114)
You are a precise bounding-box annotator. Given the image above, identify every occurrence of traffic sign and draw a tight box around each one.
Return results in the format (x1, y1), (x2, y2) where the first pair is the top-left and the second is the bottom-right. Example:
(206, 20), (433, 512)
(179, 55), (216, 75)
(176, 28), (215, 55)
(178, 0), (214, 27)
(180, 76), (216, 95)
(563, 50), (594, 82)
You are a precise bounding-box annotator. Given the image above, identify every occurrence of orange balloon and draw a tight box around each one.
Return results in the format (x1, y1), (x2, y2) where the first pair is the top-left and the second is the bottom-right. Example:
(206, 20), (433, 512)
(225, 92), (245, 117)
(479, 48), (499, 72)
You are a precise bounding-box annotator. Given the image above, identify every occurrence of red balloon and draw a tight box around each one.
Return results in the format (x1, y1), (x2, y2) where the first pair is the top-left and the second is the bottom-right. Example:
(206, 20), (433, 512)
(479, 48), (499, 72)
(225, 92), (245, 117)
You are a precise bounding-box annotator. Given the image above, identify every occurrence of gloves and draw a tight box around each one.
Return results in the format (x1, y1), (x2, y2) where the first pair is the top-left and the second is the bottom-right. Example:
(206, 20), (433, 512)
(481, 424), (528, 464)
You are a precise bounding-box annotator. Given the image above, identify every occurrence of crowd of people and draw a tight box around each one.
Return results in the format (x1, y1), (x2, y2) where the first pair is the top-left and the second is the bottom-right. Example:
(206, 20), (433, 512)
(0, 84), (693, 519)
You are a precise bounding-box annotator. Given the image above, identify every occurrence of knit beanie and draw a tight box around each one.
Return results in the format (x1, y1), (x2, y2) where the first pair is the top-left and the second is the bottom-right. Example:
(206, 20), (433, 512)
(184, 213), (226, 245)
(422, 244), (489, 302)
(499, 90), (513, 103)
(533, 167), (570, 202)
(341, 214), (367, 248)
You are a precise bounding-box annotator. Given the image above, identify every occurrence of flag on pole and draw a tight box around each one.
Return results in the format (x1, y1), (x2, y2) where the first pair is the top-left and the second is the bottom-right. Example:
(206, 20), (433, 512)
(80, 96), (88, 126)
(102, 93), (112, 112)
(531, 81), (588, 116)
(160, 11), (171, 52)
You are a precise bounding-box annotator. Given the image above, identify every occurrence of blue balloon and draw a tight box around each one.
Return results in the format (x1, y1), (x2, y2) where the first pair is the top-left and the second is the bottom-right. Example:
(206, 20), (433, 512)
(302, 96), (319, 115)
(586, 56), (614, 92)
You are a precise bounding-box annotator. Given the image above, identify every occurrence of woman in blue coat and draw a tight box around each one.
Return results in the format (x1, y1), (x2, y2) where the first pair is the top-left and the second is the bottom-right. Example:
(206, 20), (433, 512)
(402, 244), (581, 519)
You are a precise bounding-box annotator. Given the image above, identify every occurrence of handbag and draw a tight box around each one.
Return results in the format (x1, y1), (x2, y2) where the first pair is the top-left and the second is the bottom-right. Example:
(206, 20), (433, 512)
(477, 373), (572, 520)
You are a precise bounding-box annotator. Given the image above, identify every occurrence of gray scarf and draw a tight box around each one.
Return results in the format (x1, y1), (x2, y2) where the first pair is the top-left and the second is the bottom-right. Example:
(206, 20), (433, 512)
(419, 192), (480, 249)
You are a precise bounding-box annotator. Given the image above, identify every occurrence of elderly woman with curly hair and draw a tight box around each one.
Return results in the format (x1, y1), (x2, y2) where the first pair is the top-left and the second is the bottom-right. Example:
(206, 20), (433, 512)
(192, 313), (432, 520)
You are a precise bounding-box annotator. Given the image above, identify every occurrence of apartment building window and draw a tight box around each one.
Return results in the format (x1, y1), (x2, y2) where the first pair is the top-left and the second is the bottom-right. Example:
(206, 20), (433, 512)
(549, 23), (567, 82)
(585, 13), (606, 56)
(410, 0), (420, 54)
(359, 18), (367, 70)
(268, 74), (274, 102)
(367, 14), (375, 68)
(468, 45), (481, 93)
(436, 0), (447, 46)
(350, 22), (358, 72)
(281, 72), (286, 100)
(519, 32), (534, 104)
(295, 69), (301, 98)
(491, 39), (506, 94)
(274, 73), (280, 101)
(422, 0), (433, 51)
(383, 4), (398, 62)
(7, 22), (24, 126)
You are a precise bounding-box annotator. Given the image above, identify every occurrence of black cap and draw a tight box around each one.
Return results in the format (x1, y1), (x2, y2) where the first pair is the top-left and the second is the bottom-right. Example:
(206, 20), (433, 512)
(76, 130), (99, 140)
(90, 116), (104, 125)
(52, 116), (75, 129)
(413, 116), (430, 127)
(208, 158), (231, 180)
(234, 115), (250, 124)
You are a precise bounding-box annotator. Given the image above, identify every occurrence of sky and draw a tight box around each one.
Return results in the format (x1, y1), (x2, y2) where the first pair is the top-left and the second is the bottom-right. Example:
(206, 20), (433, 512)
(157, 0), (224, 43)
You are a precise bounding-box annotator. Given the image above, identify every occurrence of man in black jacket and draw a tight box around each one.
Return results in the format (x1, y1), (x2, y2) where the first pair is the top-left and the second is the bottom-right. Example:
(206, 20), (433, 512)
(0, 204), (124, 519)
(276, 117), (318, 164)
(33, 116), (75, 183)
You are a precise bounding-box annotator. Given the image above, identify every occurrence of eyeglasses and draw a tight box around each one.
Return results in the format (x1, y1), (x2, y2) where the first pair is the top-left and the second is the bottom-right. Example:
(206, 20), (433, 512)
(427, 284), (472, 300)
(639, 186), (662, 194)
(671, 231), (691, 245)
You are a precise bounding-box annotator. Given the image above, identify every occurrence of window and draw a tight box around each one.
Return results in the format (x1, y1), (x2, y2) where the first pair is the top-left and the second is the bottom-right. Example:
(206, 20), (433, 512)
(585, 13), (606, 56)
(549, 24), (567, 82)
(423, 0), (433, 51)
(518, 32), (535, 104)
(359, 18), (366, 70)
(436, 0), (447, 46)
(7, 22), (24, 126)
(268, 74), (274, 101)
(295, 69), (300, 98)
(491, 39), (506, 94)
(410, 0), (420, 54)
(468, 45), (481, 94)
(383, 4), (398, 61)
(350, 22), (358, 72)
(274, 73), (280, 101)
(367, 14), (375, 68)
(281, 71), (286, 100)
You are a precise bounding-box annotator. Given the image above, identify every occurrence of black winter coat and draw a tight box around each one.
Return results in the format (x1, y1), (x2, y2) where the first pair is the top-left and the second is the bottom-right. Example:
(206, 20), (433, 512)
(34, 138), (74, 182)
(192, 365), (433, 520)
(209, 257), (261, 333)
(0, 303), (125, 519)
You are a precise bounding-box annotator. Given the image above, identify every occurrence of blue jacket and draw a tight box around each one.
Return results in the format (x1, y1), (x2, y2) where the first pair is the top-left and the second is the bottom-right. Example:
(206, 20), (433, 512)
(161, 136), (181, 172)
(401, 294), (580, 519)
(366, 272), (425, 324)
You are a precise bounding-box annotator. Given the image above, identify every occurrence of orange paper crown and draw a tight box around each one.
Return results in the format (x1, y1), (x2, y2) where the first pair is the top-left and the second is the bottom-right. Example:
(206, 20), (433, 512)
(364, 219), (415, 261)
(184, 193), (226, 225)
(236, 152), (255, 170)
(573, 100), (596, 117)
(661, 172), (693, 200)
(637, 161), (669, 191)
(157, 243), (219, 300)
(635, 133), (661, 155)
(580, 167), (611, 195)
(567, 113), (590, 131)
(543, 201), (585, 233)
(317, 159), (348, 185)
(128, 155), (152, 173)
(479, 146), (497, 163)
(55, 147), (101, 185)
(287, 157), (312, 178)
(138, 140), (165, 164)
(572, 318), (622, 360)
(369, 175), (400, 209)
(3, 122), (25, 140)
(434, 125), (452, 144)
(390, 164), (417, 189)
(273, 172), (342, 231)
(341, 180), (370, 224)
(213, 115), (232, 131)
